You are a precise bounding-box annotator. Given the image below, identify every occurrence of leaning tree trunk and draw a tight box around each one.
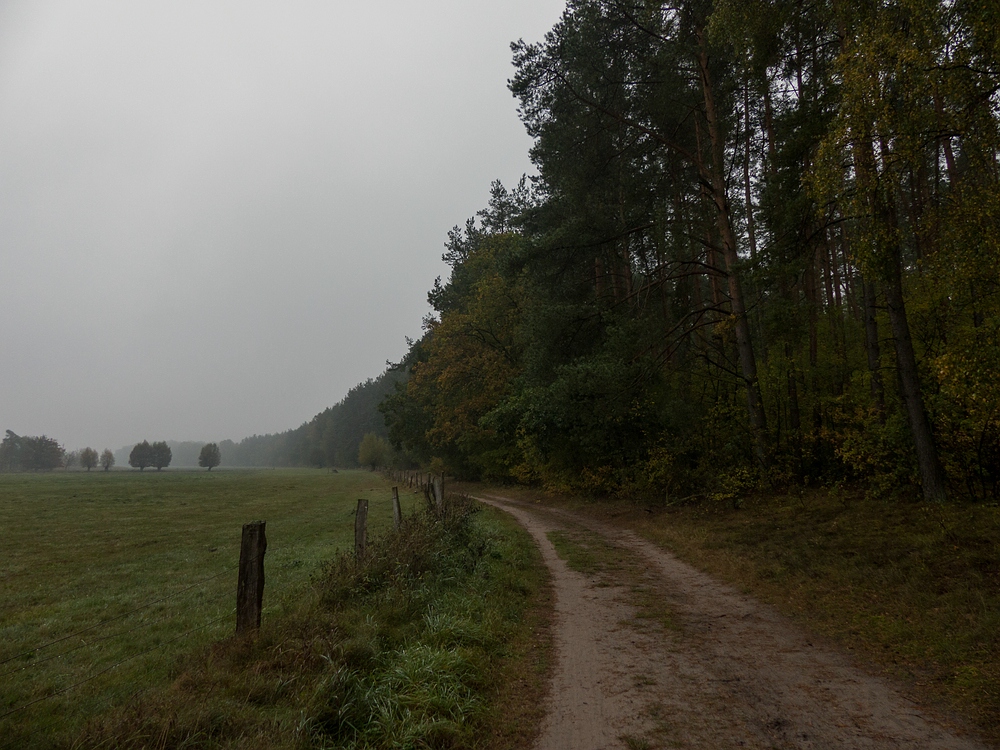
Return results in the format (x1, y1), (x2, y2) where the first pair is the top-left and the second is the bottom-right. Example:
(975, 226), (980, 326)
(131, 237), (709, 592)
(832, 0), (946, 501)
(884, 251), (948, 501)
(875, 137), (948, 502)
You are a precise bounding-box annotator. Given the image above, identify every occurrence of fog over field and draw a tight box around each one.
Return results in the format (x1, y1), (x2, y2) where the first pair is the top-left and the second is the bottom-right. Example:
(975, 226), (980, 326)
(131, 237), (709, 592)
(0, 1), (564, 451)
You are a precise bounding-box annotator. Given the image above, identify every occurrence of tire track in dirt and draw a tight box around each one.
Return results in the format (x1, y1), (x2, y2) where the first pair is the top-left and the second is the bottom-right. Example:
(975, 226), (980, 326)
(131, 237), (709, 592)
(475, 493), (991, 750)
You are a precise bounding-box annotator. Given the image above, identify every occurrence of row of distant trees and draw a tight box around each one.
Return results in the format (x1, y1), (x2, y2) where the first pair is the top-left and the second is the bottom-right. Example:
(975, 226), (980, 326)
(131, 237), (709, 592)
(127, 441), (221, 471)
(0, 430), (222, 472)
(65, 447), (116, 472)
(1, 433), (116, 473)
(127, 441), (171, 471)
(3, 369), (402, 474)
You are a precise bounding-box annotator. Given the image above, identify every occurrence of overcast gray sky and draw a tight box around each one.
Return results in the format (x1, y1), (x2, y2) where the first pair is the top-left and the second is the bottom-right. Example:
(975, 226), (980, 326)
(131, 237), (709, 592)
(0, 1), (565, 451)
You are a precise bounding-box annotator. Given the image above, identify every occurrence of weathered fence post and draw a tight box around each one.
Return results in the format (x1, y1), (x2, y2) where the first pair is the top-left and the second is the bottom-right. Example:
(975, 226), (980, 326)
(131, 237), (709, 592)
(423, 480), (434, 513)
(392, 487), (402, 530)
(236, 521), (266, 635)
(355, 498), (369, 561)
(427, 476), (444, 517)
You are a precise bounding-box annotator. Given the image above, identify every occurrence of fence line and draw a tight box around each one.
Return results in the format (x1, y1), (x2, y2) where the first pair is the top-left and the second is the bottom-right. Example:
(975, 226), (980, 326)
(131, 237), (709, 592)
(1, 480), (436, 730)
(1, 535), (302, 683)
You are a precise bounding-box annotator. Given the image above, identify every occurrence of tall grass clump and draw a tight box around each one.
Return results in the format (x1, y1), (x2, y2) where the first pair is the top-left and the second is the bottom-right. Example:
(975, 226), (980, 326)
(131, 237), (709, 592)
(71, 497), (547, 750)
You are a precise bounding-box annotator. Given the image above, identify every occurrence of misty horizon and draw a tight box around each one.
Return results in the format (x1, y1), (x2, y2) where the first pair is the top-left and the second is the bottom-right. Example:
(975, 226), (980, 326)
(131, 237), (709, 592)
(1, 1), (565, 451)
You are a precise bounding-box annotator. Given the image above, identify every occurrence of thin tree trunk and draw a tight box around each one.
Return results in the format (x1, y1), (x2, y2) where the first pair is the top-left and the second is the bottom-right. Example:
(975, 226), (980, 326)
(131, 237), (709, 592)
(805, 256), (819, 368)
(743, 82), (758, 260)
(862, 279), (886, 414)
(874, 141), (948, 501)
(694, 118), (726, 315)
(934, 90), (958, 183)
(763, 82), (778, 170)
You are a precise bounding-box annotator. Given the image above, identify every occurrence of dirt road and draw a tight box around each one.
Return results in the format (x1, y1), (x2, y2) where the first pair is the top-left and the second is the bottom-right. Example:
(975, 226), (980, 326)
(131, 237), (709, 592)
(475, 493), (990, 750)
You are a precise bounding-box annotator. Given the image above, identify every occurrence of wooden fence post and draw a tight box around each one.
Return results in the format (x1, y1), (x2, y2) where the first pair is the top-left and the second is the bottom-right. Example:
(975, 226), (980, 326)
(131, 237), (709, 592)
(355, 498), (369, 561)
(236, 521), (266, 635)
(392, 487), (402, 530)
(423, 481), (434, 513)
(427, 475), (440, 515)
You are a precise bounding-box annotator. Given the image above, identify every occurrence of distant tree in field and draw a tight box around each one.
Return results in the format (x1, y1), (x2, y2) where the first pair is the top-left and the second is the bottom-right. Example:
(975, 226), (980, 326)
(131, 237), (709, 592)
(100, 449), (115, 472)
(198, 442), (221, 470)
(357, 432), (390, 471)
(151, 441), (172, 471)
(79, 447), (99, 472)
(129, 440), (153, 471)
(64, 450), (78, 470)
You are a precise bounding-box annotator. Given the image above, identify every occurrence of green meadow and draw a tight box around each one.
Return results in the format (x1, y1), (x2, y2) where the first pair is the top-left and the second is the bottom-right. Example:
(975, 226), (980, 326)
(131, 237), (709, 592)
(0, 469), (415, 745)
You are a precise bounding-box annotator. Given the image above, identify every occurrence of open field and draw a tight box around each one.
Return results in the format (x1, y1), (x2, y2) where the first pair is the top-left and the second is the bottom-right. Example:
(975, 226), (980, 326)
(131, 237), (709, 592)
(0, 469), (417, 746)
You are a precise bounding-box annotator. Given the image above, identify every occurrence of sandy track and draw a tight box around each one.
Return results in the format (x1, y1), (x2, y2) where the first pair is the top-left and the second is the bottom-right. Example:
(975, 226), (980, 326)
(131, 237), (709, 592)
(475, 493), (991, 750)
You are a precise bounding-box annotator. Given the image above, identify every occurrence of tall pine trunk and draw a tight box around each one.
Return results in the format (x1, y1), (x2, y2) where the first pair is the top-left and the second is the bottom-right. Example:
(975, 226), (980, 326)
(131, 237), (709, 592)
(696, 30), (769, 466)
(883, 245), (948, 501)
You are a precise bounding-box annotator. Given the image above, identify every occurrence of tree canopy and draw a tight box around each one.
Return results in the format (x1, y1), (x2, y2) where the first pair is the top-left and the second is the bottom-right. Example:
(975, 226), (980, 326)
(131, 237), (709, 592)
(357, 432), (391, 471)
(151, 441), (172, 471)
(0, 431), (65, 472)
(79, 447), (98, 472)
(129, 441), (153, 471)
(198, 443), (221, 470)
(382, 0), (1000, 502)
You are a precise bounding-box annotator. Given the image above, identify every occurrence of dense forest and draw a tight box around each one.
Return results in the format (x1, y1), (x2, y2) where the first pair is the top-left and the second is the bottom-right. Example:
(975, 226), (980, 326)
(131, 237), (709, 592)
(382, 0), (1000, 502)
(216, 369), (404, 468)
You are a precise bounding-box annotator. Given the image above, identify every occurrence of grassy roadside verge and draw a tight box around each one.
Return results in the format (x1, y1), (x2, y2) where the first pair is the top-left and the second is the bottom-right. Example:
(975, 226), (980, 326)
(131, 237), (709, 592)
(477, 484), (1000, 745)
(72, 498), (551, 749)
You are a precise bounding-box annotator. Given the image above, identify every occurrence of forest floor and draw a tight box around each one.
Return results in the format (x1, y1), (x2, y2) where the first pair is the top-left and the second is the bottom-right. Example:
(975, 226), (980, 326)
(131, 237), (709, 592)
(473, 491), (994, 750)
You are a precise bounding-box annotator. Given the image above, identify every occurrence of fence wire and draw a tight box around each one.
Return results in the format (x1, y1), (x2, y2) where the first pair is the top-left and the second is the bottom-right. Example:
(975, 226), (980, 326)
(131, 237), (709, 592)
(1, 485), (410, 735)
(0, 508), (359, 669)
